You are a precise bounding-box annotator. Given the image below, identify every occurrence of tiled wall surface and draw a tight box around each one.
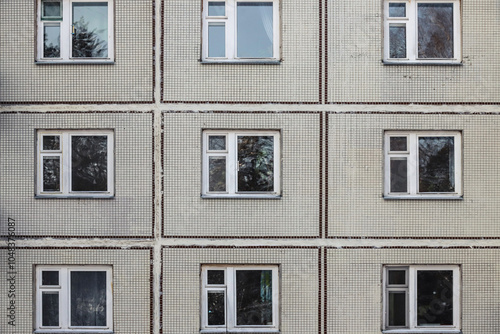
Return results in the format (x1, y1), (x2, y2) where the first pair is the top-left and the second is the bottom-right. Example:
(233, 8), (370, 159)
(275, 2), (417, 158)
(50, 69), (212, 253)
(0, 112), (153, 237)
(163, 112), (321, 237)
(0, 0), (153, 103)
(0, 247), (152, 334)
(328, 113), (500, 238)
(326, 247), (500, 333)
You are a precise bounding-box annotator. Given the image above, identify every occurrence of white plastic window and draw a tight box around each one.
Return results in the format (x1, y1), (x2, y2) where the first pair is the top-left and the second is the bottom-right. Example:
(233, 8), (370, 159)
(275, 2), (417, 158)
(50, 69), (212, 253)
(37, 0), (114, 62)
(383, 265), (461, 333)
(37, 129), (114, 197)
(384, 131), (462, 199)
(35, 266), (113, 333)
(201, 265), (279, 333)
(202, 0), (280, 62)
(202, 130), (281, 198)
(383, 0), (461, 63)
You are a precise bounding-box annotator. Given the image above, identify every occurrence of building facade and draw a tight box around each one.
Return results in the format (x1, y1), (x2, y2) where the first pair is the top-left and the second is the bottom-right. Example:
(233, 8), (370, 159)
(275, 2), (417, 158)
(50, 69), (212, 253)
(1, 0), (500, 333)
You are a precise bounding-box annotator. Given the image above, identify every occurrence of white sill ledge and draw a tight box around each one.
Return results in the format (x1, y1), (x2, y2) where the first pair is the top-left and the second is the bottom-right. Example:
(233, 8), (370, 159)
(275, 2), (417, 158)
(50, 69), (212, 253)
(200, 330), (279, 333)
(382, 61), (463, 66)
(35, 195), (114, 199)
(35, 61), (115, 65)
(383, 329), (461, 334)
(200, 60), (281, 65)
(201, 194), (281, 199)
(383, 195), (463, 200)
(35, 331), (113, 334)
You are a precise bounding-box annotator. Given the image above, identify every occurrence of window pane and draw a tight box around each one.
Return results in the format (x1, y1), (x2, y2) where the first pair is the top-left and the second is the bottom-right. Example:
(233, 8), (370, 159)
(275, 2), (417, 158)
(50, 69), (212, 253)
(388, 291), (406, 327)
(207, 270), (225, 285)
(208, 1), (225, 16)
(42, 292), (59, 326)
(208, 24), (225, 58)
(236, 270), (273, 326)
(43, 1), (62, 18)
(72, 2), (108, 58)
(71, 271), (107, 327)
(388, 270), (406, 285)
(42, 271), (59, 285)
(418, 137), (455, 193)
(71, 136), (108, 192)
(237, 3), (273, 58)
(390, 136), (407, 151)
(418, 4), (454, 58)
(209, 135), (226, 151)
(209, 157), (226, 192)
(43, 135), (60, 150)
(389, 3), (406, 17)
(389, 25), (406, 59)
(44, 24), (61, 58)
(207, 291), (225, 325)
(417, 270), (454, 326)
(43, 157), (60, 192)
(237, 136), (274, 192)
(390, 158), (407, 193)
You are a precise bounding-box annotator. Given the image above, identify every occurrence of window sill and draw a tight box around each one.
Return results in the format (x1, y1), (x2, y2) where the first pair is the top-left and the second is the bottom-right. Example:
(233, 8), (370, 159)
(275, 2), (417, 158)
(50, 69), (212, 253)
(382, 60), (463, 66)
(383, 195), (463, 200)
(200, 330), (279, 333)
(35, 60), (115, 65)
(35, 195), (114, 199)
(201, 194), (282, 199)
(200, 59), (281, 65)
(383, 329), (461, 334)
(35, 331), (113, 334)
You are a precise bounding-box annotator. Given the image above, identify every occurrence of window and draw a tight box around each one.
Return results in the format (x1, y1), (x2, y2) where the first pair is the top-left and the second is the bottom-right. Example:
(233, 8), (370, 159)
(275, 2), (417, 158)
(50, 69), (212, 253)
(36, 130), (114, 197)
(35, 266), (113, 333)
(384, 131), (462, 198)
(37, 0), (114, 62)
(383, 0), (461, 63)
(202, 130), (281, 198)
(201, 265), (279, 333)
(202, 0), (280, 62)
(383, 265), (460, 333)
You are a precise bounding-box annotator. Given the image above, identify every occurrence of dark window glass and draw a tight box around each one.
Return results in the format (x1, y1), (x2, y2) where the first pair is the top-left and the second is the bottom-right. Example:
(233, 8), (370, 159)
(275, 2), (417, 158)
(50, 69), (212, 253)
(42, 292), (59, 326)
(390, 137), (407, 151)
(209, 136), (226, 151)
(418, 137), (455, 193)
(207, 270), (225, 285)
(43, 136), (60, 150)
(72, 2), (108, 58)
(418, 4), (454, 58)
(417, 270), (454, 326)
(237, 3), (273, 58)
(389, 25), (406, 58)
(389, 3), (406, 17)
(207, 291), (225, 325)
(70, 271), (107, 327)
(44, 25), (61, 58)
(43, 157), (60, 192)
(71, 136), (108, 192)
(390, 158), (407, 193)
(237, 136), (274, 192)
(388, 270), (406, 285)
(209, 157), (226, 192)
(236, 270), (273, 326)
(42, 271), (59, 285)
(388, 291), (406, 327)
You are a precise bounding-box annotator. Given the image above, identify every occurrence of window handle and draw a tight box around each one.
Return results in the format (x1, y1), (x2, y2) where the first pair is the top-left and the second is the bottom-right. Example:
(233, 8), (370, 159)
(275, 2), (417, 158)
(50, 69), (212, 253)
(72, 25), (75, 35)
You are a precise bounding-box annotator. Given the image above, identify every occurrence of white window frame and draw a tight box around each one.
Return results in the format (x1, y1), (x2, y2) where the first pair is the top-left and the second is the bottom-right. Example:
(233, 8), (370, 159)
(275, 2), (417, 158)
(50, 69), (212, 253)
(383, 265), (461, 333)
(383, 0), (461, 64)
(384, 131), (462, 199)
(202, 0), (280, 62)
(36, 129), (114, 197)
(202, 130), (281, 198)
(37, 0), (114, 63)
(35, 265), (113, 333)
(201, 265), (280, 333)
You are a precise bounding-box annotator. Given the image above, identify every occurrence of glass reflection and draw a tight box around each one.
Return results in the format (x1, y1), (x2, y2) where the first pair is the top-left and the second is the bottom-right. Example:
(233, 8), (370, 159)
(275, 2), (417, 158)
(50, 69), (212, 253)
(418, 4), (453, 58)
(70, 271), (107, 326)
(418, 137), (454, 192)
(72, 2), (108, 58)
(417, 270), (453, 326)
(209, 157), (226, 192)
(207, 291), (225, 325)
(236, 270), (272, 326)
(43, 157), (60, 192)
(208, 24), (225, 57)
(71, 136), (108, 192)
(389, 25), (406, 58)
(44, 25), (61, 58)
(237, 136), (274, 192)
(237, 3), (273, 58)
(42, 292), (59, 326)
